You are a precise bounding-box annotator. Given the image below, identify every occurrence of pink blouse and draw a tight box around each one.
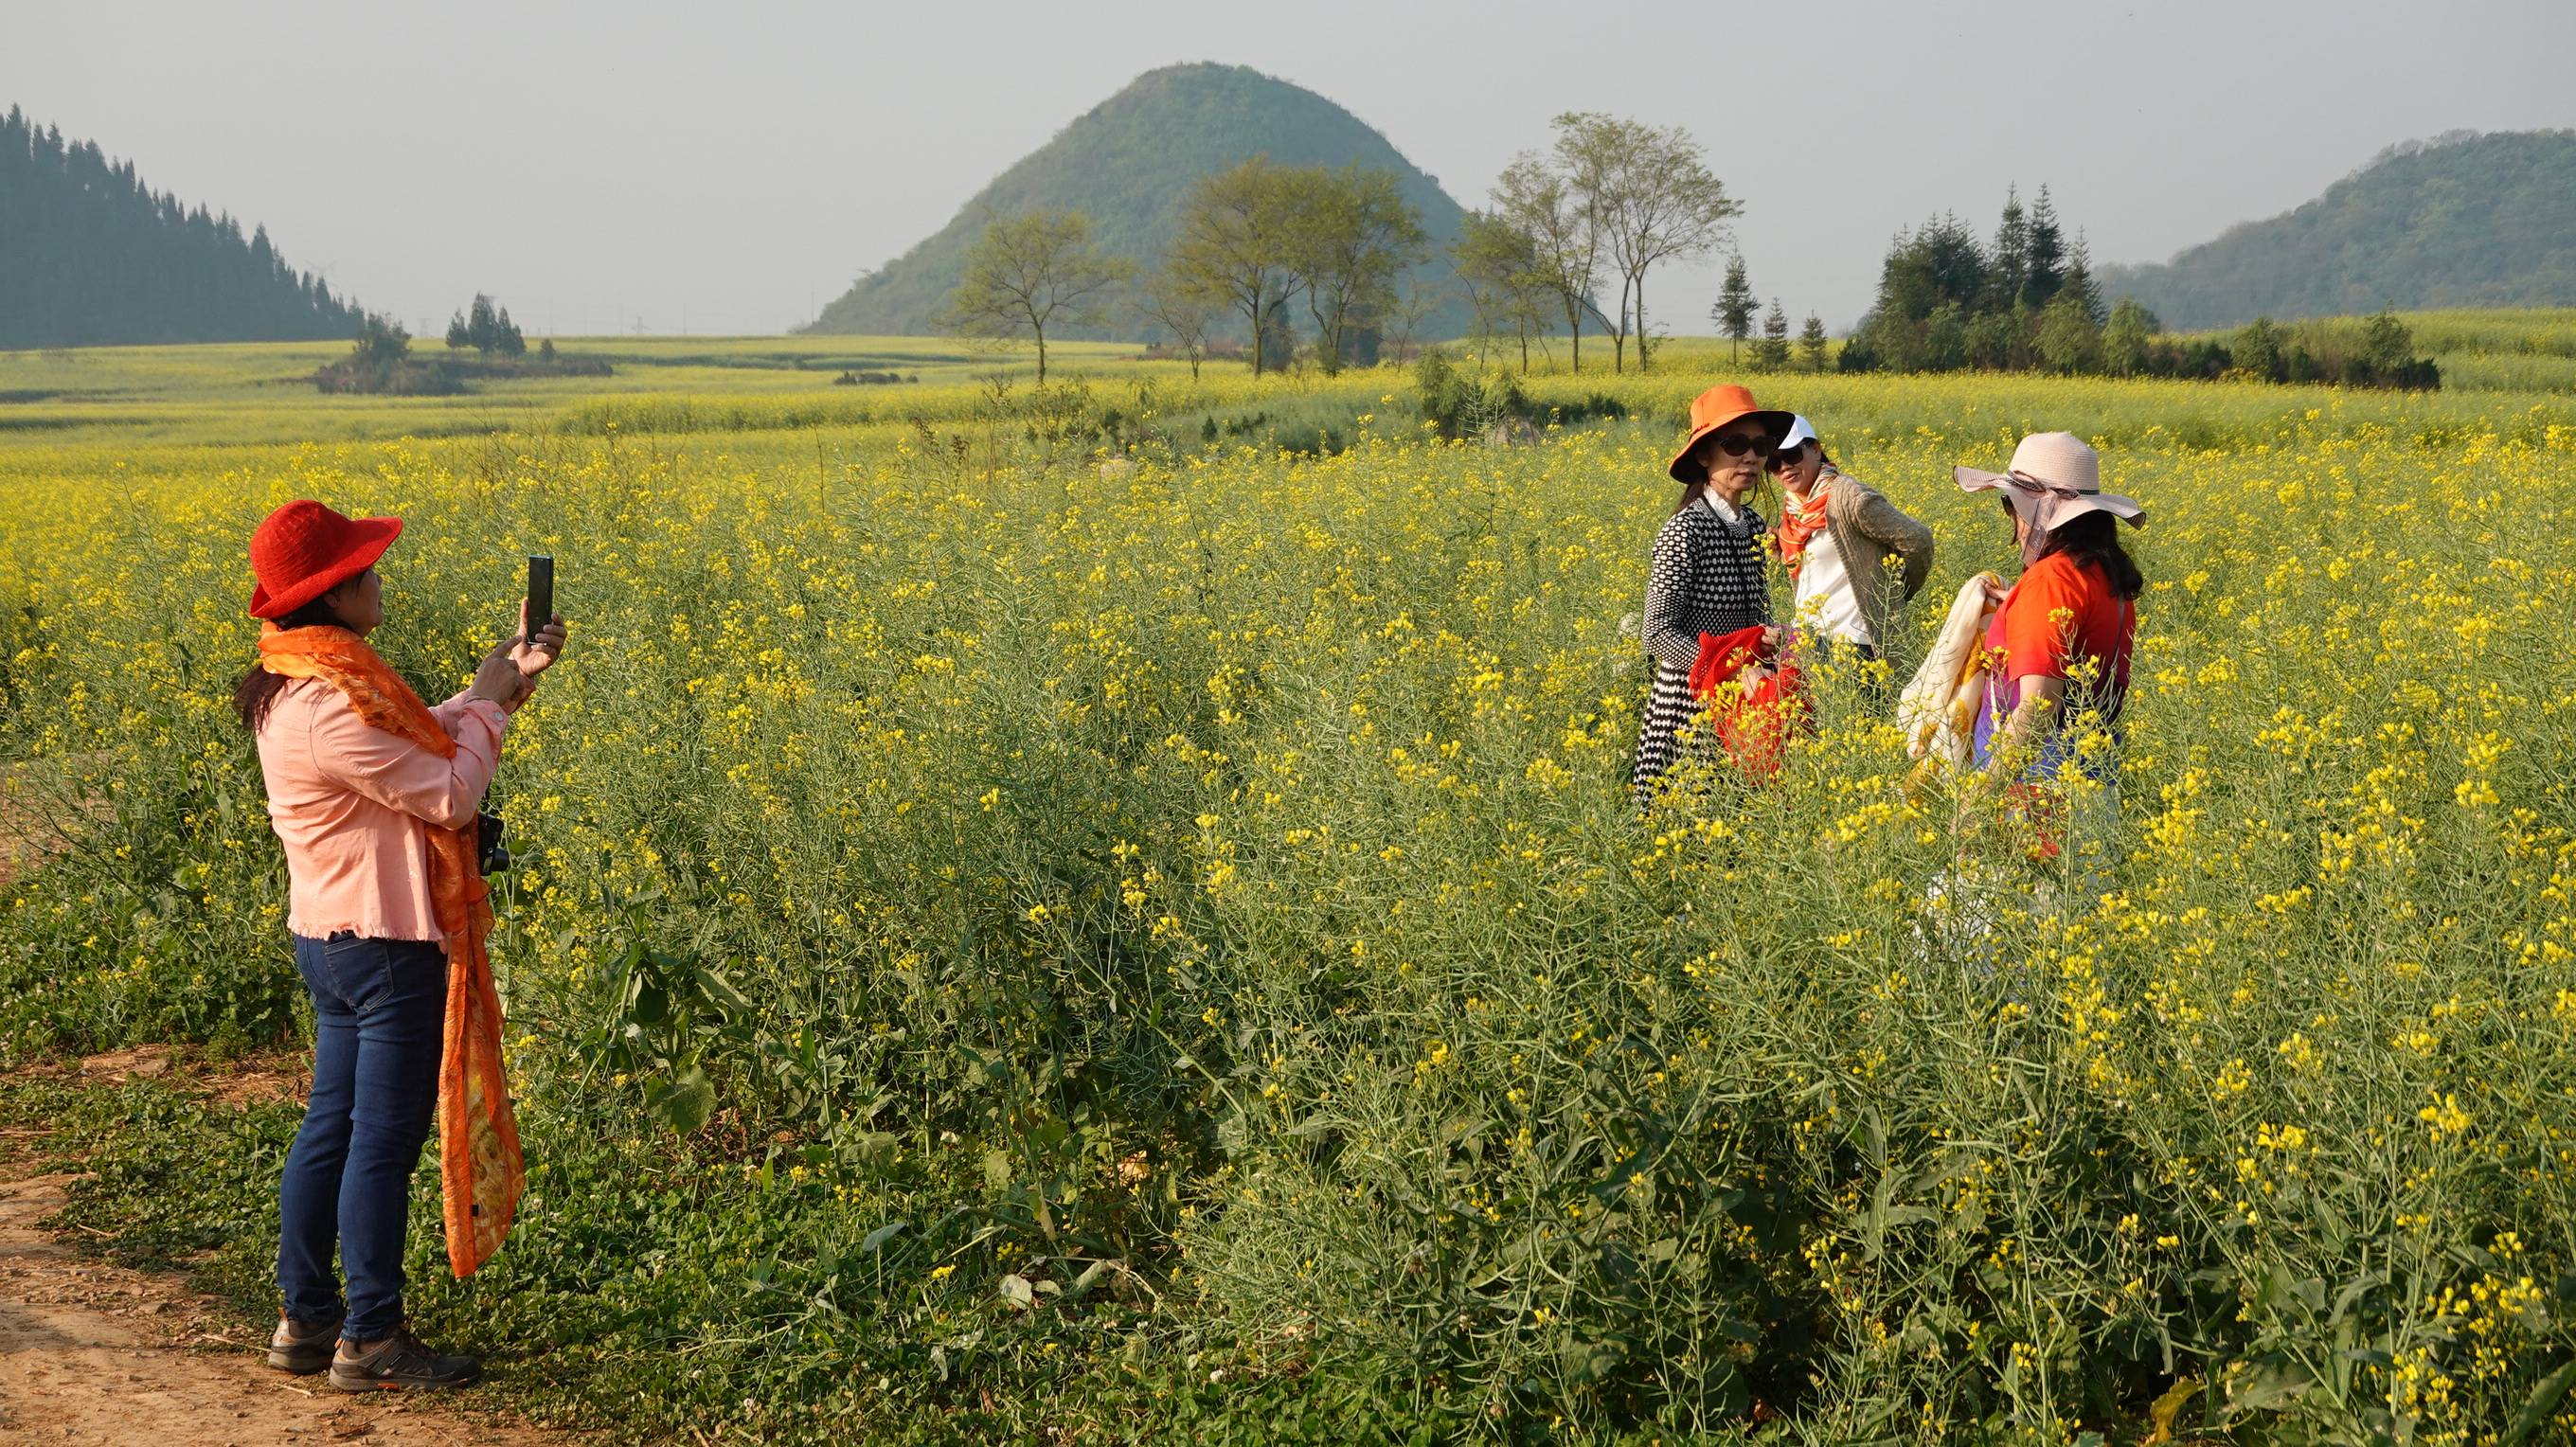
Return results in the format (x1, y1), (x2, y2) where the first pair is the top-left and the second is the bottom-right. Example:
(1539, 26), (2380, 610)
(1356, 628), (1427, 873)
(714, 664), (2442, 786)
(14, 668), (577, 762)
(256, 677), (508, 942)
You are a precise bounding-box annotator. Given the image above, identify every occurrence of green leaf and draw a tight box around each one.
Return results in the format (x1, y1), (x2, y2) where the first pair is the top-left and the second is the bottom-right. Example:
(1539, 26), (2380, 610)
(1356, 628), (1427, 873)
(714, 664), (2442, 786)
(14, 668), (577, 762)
(997, 1273), (1036, 1311)
(630, 979), (671, 1028)
(1553, 1336), (1626, 1384)
(2506, 1357), (2576, 1445)
(859, 1220), (909, 1254)
(2225, 1358), (2313, 1415)
(692, 963), (754, 1015)
(1068, 1258), (1117, 1296)
(645, 1065), (714, 1134)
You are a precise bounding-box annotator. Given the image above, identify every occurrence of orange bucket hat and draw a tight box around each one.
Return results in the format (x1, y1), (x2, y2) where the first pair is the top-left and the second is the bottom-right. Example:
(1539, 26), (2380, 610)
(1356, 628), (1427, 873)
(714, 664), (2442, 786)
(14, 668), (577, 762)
(1668, 384), (1793, 483)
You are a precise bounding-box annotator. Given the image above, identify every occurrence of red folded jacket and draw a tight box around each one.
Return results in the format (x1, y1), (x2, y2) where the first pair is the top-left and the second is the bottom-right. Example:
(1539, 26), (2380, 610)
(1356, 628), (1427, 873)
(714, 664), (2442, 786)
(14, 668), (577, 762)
(1688, 625), (1807, 780)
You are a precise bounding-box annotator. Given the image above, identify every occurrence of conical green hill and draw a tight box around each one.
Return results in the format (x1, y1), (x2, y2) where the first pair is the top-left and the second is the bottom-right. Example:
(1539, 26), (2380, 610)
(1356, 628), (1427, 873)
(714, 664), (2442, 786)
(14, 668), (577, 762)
(803, 62), (1472, 339)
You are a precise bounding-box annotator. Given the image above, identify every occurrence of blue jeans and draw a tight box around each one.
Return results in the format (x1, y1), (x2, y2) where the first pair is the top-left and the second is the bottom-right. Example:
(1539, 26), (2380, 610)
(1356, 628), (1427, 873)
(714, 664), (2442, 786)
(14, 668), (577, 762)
(277, 932), (447, 1342)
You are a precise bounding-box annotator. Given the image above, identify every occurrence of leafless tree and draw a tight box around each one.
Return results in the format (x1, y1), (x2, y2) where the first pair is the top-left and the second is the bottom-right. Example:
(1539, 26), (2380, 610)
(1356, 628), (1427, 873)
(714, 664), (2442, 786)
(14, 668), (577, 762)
(1167, 158), (1306, 376)
(1133, 266), (1215, 381)
(939, 208), (1134, 384)
(1536, 113), (1742, 373)
(1491, 153), (1604, 373)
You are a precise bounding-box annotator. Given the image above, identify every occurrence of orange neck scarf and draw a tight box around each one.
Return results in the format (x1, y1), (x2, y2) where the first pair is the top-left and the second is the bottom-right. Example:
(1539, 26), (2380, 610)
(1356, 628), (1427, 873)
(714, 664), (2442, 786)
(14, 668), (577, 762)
(1776, 473), (1834, 575)
(259, 624), (523, 1278)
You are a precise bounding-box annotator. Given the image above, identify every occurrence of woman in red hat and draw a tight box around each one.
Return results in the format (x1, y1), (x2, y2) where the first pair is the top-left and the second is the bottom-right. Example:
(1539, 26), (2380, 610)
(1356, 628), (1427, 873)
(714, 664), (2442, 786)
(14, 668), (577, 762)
(231, 500), (565, 1392)
(1631, 384), (1790, 805)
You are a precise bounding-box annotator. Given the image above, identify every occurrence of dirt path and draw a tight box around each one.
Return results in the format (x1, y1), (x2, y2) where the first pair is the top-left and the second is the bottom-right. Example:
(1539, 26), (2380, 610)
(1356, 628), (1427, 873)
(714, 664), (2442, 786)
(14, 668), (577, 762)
(0, 1053), (579, 1446)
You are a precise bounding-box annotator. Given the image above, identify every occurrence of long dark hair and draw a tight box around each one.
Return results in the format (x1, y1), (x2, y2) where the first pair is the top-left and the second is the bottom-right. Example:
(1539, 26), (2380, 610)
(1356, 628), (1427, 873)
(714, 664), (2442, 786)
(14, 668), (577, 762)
(1671, 436), (1715, 515)
(2007, 498), (2144, 599)
(232, 598), (349, 732)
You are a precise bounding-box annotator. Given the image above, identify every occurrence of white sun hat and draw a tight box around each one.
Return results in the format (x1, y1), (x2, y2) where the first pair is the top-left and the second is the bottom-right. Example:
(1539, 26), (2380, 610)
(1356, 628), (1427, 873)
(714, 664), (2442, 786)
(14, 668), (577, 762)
(1954, 431), (2146, 564)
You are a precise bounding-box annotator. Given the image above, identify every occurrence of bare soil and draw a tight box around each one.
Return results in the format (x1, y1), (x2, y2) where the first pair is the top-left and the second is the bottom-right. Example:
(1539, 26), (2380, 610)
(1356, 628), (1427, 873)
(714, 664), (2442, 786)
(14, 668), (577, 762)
(0, 1051), (581, 1446)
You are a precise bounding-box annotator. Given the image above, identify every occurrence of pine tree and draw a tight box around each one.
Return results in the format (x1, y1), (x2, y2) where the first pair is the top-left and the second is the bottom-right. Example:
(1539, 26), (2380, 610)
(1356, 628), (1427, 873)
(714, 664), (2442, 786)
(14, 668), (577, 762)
(1712, 254), (1757, 363)
(1988, 186), (2030, 313)
(2062, 231), (2105, 325)
(452, 294), (525, 355)
(2023, 185), (2066, 309)
(1753, 299), (1791, 368)
(1798, 313), (1830, 371)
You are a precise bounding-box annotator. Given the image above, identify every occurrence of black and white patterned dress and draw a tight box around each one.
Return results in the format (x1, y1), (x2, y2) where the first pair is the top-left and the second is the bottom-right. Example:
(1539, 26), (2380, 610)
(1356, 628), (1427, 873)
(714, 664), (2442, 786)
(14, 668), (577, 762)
(1631, 494), (1774, 804)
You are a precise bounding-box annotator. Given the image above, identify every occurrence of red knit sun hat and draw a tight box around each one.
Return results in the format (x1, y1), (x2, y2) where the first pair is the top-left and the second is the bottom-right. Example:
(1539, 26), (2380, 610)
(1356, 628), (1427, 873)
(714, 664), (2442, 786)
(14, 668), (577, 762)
(247, 500), (402, 619)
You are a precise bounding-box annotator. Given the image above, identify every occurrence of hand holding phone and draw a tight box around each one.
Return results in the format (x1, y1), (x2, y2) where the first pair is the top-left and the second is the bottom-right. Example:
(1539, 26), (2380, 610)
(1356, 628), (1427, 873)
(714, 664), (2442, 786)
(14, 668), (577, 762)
(524, 555), (554, 645)
(507, 555), (566, 702)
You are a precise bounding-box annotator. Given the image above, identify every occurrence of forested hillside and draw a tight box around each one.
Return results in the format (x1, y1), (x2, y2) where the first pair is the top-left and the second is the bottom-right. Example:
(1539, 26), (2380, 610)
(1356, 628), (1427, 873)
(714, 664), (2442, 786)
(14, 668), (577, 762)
(805, 63), (1471, 339)
(2099, 130), (2576, 330)
(0, 106), (364, 349)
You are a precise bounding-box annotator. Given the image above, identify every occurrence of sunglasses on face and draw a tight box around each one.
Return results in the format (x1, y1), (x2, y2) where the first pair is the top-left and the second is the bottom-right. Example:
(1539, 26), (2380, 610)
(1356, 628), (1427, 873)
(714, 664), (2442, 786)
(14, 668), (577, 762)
(1708, 432), (1775, 459)
(1766, 441), (1808, 471)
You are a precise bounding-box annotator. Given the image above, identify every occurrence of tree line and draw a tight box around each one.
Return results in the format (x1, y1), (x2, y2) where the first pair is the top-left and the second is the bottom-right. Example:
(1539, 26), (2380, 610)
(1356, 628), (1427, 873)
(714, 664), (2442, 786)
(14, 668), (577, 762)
(1836, 185), (2439, 387)
(1708, 254), (1830, 371)
(444, 294), (527, 355)
(945, 160), (1433, 384)
(0, 106), (364, 350)
(1835, 186), (2108, 374)
(320, 294), (599, 395)
(944, 111), (1743, 381)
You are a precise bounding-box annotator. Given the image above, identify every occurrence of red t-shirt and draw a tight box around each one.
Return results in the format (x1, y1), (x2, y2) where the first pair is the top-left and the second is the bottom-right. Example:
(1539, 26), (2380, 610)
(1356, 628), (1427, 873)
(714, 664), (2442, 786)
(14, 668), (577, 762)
(1997, 554), (2134, 692)
(1974, 554), (2137, 768)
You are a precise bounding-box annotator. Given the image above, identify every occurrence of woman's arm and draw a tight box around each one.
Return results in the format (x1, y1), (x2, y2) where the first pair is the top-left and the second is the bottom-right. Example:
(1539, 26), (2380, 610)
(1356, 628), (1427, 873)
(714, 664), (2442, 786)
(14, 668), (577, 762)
(309, 702), (507, 830)
(1992, 672), (2065, 765)
(1852, 486), (1936, 601)
(1639, 517), (1704, 670)
(429, 690), (487, 735)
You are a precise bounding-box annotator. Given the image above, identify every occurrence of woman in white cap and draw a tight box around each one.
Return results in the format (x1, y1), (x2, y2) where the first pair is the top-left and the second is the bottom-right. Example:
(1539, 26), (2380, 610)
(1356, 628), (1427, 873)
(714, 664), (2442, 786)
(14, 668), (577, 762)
(1953, 432), (2145, 781)
(1767, 416), (1934, 669)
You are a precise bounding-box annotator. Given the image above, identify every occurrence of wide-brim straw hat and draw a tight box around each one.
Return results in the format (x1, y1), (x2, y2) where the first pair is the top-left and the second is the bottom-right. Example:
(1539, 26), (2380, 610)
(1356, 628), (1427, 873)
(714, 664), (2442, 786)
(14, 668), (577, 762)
(248, 499), (402, 619)
(1668, 384), (1792, 483)
(1953, 432), (2144, 563)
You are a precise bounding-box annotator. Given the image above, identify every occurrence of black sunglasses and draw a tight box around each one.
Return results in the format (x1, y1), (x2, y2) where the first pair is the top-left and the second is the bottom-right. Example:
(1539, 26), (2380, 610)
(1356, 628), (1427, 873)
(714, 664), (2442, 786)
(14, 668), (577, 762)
(1766, 440), (1809, 471)
(1707, 432), (1776, 459)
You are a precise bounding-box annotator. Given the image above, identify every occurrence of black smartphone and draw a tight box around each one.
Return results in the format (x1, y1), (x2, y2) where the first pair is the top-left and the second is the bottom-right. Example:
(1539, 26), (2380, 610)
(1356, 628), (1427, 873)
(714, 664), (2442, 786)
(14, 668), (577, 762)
(525, 555), (554, 642)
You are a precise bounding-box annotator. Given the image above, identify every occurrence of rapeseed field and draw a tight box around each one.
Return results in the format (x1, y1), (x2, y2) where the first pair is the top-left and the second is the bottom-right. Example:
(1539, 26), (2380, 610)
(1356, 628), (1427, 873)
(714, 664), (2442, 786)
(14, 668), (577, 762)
(3, 347), (2573, 1442)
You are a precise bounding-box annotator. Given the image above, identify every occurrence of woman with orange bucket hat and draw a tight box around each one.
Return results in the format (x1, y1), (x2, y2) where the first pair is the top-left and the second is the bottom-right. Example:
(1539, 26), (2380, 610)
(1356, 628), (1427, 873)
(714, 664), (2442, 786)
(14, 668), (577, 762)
(231, 500), (565, 1392)
(1631, 384), (1790, 805)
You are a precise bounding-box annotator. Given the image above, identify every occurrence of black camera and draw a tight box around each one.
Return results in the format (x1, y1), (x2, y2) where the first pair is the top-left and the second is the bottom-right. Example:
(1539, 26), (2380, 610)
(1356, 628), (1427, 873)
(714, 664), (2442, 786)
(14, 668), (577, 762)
(476, 811), (512, 875)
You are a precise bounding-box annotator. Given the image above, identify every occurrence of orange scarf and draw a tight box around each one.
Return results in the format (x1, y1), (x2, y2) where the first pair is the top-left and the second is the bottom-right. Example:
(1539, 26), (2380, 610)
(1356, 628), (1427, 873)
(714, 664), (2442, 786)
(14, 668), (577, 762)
(1775, 475), (1833, 576)
(259, 624), (523, 1278)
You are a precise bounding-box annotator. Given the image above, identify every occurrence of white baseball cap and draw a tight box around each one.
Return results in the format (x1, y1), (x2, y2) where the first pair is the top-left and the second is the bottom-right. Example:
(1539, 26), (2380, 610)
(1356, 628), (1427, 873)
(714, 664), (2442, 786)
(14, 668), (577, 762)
(1779, 415), (1818, 451)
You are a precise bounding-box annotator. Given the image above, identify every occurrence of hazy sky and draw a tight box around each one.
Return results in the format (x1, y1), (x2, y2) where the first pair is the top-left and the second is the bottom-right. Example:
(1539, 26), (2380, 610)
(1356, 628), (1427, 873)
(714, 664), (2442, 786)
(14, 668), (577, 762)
(11, 0), (2572, 338)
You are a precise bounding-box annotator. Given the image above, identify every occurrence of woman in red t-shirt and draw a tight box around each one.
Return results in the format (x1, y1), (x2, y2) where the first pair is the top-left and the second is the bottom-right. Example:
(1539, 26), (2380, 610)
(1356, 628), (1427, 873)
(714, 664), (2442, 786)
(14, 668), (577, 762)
(1953, 433), (2146, 780)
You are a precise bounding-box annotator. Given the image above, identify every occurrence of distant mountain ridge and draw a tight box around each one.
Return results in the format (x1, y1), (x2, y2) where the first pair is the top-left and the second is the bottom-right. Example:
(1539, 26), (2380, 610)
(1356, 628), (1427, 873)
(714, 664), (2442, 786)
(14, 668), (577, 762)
(804, 63), (1472, 340)
(0, 106), (365, 349)
(2100, 130), (2576, 330)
